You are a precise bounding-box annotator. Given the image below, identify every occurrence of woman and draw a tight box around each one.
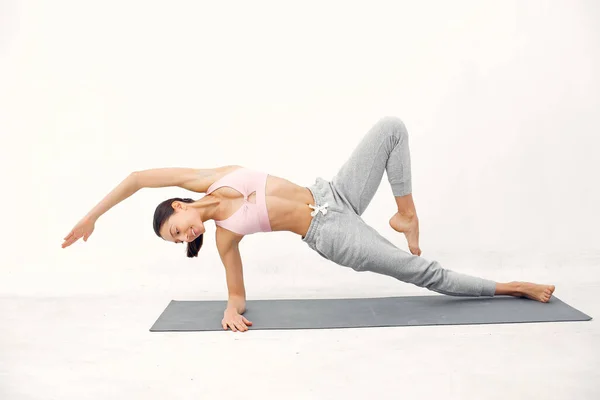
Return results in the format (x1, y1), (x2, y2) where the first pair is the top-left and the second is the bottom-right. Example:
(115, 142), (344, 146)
(62, 116), (555, 332)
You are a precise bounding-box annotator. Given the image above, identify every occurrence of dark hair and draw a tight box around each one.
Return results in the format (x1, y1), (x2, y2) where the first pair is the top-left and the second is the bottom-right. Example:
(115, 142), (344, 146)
(153, 197), (204, 258)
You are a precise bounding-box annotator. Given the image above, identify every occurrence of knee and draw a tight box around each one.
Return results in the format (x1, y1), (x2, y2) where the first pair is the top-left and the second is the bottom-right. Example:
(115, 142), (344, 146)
(375, 116), (408, 143)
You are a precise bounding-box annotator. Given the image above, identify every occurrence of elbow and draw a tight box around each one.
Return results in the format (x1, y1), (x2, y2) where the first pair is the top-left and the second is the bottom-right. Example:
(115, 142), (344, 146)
(129, 171), (141, 189)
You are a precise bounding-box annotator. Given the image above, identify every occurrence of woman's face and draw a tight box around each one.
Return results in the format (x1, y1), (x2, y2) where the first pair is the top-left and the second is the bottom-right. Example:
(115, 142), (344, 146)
(160, 201), (206, 243)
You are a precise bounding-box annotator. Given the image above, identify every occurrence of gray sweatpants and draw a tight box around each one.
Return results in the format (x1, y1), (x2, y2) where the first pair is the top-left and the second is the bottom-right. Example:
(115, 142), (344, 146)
(301, 116), (497, 297)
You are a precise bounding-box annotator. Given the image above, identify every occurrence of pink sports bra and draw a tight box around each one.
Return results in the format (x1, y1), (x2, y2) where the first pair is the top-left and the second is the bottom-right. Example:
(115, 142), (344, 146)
(206, 167), (273, 235)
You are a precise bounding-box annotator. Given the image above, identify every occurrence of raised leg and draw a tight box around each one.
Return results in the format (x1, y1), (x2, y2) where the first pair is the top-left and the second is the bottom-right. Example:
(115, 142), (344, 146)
(330, 116), (421, 254)
(331, 116), (413, 216)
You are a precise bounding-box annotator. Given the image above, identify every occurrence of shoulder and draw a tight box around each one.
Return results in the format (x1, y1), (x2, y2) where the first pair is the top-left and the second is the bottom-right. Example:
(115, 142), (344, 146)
(211, 164), (245, 179)
(207, 164), (244, 177)
(220, 164), (244, 171)
(181, 165), (244, 193)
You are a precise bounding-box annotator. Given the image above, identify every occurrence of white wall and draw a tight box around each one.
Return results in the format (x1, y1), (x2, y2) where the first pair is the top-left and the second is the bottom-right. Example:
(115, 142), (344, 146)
(1, 0), (598, 297)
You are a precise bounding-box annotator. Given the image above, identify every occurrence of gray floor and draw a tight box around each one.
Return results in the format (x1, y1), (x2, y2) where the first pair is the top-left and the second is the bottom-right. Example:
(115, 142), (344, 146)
(1, 256), (599, 399)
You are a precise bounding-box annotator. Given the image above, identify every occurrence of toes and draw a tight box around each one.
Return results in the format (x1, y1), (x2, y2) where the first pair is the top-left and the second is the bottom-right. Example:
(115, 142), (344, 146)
(409, 246), (422, 256)
(541, 292), (551, 302)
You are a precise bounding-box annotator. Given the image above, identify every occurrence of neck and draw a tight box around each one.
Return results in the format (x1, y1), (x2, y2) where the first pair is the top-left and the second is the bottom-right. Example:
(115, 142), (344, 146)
(190, 195), (221, 222)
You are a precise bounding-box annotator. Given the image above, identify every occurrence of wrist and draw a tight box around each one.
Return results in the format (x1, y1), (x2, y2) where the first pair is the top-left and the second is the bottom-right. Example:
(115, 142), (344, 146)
(224, 306), (239, 315)
(84, 213), (99, 223)
(225, 302), (245, 314)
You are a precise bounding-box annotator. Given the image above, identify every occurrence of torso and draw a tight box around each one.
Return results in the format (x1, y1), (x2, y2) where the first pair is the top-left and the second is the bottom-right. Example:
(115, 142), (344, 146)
(206, 165), (314, 238)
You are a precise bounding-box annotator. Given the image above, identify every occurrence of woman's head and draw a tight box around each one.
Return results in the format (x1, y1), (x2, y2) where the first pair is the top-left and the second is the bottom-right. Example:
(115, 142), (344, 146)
(153, 197), (206, 257)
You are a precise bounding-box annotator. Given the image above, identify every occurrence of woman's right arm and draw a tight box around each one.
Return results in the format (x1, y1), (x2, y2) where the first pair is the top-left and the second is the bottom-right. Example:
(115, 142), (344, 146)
(62, 173), (139, 248)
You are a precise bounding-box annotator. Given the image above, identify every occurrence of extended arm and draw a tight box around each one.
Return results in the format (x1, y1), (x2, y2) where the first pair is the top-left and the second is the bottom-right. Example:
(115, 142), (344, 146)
(132, 167), (215, 191)
(85, 173), (139, 221)
(62, 167), (215, 248)
(62, 173), (139, 248)
(84, 167), (208, 221)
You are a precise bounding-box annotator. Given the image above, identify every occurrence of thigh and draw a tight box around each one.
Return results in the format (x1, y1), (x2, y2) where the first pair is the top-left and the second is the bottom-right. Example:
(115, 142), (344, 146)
(313, 209), (497, 297)
(315, 210), (417, 271)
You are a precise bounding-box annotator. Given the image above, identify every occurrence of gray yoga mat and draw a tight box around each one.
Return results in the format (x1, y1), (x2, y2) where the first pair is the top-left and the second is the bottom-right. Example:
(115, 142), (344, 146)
(149, 295), (592, 332)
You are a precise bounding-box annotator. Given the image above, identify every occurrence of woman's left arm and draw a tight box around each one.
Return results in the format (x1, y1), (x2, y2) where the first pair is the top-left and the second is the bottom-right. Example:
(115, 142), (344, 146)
(62, 168), (216, 248)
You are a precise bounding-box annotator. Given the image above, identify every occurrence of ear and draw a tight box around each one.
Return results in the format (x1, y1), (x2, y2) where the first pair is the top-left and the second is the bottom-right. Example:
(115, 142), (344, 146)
(172, 201), (188, 212)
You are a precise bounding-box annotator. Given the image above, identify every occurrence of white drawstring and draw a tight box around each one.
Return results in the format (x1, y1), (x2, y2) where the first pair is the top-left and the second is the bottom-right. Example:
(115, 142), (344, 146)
(309, 202), (329, 217)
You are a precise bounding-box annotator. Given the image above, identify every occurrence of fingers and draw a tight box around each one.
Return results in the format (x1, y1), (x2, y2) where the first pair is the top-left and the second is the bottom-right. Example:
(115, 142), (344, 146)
(236, 316), (252, 331)
(410, 246), (422, 257)
(222, 317), (251, 332)
(234, 321), (245, 331)
(222, 320), (240, 331)
(62, 232), (81, 248)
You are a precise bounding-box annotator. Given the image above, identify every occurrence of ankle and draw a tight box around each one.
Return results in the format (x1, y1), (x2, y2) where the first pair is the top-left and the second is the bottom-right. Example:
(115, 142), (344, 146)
(397, 210), (417, 219)
(510, 281), (523, 295)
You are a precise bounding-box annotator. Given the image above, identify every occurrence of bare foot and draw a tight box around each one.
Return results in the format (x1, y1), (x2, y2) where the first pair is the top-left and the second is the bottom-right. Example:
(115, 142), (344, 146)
(389, 212), (421, 256)
(515, 282), (556, 303)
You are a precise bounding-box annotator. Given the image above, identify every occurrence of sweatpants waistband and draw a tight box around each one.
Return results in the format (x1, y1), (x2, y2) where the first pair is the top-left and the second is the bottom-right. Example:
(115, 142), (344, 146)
(301, 177), (343, 250)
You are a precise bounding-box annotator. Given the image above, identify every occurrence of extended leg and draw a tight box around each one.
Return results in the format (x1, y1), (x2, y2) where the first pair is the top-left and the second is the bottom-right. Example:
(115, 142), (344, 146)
(317, 211), (555, 301)
(318, 212), (496, 297)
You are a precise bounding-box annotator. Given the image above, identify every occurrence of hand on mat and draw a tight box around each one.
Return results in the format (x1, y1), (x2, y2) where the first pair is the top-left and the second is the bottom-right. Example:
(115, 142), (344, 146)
(222, 310), (253, 332)
(62, 217), (95, 248)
